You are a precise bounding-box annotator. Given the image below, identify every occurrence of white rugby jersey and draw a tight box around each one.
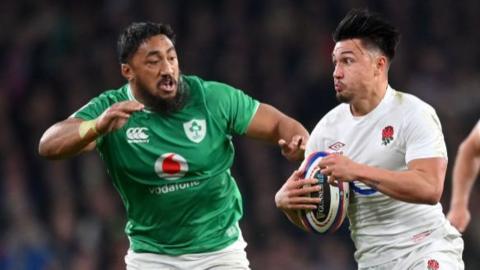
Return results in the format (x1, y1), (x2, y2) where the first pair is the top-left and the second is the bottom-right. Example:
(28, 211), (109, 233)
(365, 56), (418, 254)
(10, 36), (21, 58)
(306, 86), (448, 267)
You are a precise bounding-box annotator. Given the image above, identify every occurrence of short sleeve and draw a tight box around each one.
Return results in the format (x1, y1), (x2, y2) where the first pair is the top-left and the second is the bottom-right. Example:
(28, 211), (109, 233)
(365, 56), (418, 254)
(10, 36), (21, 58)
(71, 90), (124, 147)
(404, 105), (447, 163)
(305, 119), (325, 158)
(203, 81), (260, 135)
(73, 94), (112, 121)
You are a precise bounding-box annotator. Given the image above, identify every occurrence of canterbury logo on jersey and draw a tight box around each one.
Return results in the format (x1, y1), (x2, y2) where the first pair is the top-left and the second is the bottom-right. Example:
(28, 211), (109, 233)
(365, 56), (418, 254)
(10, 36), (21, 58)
(126, 127), (149, 143)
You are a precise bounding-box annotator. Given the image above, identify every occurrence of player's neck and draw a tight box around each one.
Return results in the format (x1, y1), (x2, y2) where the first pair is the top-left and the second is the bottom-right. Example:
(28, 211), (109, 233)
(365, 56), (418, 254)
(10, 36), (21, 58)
(350, 81), (388, 116)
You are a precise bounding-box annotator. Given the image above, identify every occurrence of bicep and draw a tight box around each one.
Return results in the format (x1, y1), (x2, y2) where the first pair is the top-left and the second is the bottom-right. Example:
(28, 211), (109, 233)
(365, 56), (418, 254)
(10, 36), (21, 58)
(407, 157), (447, 188)
(245, 103), (283, 141)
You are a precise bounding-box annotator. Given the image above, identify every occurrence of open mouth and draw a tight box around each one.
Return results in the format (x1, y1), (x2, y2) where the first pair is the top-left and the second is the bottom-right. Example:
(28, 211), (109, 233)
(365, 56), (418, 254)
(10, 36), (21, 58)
(158, 76), (177, 92)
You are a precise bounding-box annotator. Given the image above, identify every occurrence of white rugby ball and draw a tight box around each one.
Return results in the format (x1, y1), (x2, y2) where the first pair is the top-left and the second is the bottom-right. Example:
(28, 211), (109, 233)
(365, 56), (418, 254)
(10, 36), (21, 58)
(298, 151), (350, 234)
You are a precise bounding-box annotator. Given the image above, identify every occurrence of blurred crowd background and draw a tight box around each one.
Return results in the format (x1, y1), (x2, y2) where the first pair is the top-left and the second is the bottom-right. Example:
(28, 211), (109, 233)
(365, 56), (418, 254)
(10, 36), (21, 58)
(1, 0), (480, 269)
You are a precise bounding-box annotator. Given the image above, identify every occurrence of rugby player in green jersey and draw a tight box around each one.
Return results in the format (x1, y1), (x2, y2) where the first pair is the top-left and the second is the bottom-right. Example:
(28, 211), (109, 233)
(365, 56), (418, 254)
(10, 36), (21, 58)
(38, 22), (308, 269)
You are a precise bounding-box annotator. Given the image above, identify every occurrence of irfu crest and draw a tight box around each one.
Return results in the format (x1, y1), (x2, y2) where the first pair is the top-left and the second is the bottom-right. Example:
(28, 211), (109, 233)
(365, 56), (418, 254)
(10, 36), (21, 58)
(183, 119), (206, 143)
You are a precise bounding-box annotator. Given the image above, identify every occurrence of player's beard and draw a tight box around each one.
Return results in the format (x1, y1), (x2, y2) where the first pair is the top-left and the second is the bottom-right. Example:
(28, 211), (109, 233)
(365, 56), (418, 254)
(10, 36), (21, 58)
(137, 75), (190, 115)
(336, 92), (353, 103)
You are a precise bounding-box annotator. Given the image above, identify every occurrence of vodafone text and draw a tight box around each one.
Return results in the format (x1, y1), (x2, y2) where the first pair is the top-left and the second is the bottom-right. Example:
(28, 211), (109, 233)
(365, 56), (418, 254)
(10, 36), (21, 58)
(149, 180), (200, 195)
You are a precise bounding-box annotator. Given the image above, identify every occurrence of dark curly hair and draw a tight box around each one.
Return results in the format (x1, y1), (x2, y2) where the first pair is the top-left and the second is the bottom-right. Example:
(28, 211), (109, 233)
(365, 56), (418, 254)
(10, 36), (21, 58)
(117, 22), (176, 64)
(333, 9), (400, 61)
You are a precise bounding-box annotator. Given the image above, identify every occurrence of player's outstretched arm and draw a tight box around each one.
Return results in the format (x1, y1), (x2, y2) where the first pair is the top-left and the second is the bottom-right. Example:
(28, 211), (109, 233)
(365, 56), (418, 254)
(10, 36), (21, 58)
(39, 100), (144, 160)
(448, 123), (480, 232)
(245, 103), (309, 161)
(275, 170), (321, 231)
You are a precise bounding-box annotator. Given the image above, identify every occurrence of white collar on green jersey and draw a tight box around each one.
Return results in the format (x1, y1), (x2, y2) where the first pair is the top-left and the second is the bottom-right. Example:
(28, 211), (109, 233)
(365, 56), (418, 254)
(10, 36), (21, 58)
(127, 84), (152, 113)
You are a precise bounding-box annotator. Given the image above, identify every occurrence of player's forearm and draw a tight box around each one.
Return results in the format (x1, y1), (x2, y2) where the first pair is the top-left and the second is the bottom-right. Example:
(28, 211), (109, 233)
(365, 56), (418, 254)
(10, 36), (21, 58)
(450, 143), (480, 208)
(277, 116), (309, 144)
(354, 163), (444, 204)
(39, 118), (98, 159)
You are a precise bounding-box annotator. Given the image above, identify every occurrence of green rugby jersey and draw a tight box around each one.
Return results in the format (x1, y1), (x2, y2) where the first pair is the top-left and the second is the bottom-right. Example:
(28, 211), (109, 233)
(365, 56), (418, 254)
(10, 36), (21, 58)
(74, 75), (259, 255)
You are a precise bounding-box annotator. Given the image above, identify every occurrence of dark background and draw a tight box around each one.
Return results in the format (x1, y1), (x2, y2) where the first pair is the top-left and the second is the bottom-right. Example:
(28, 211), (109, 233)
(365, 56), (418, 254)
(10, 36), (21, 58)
(1, 0), (480, 269)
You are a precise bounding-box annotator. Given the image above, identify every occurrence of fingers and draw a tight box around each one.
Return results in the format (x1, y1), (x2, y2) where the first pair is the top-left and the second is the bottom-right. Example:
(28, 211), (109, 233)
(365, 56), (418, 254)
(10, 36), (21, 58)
(288, 170), (304, 181)
(318, 155), (333, 167)
(278, 136), (306, 151)
(114, 100), (145, 113)
(328, 176), (339, 186)
(111, 110), (133, 119)
(96, 101), (145, 134)
(294, 135), (306, 149)
(277, 169), (323, 209)
(289, 181), (320, 196)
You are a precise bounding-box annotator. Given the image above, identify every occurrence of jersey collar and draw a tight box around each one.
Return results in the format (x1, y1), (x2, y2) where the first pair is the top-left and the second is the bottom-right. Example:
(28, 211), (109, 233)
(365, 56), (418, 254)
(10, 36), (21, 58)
(126, 84), (152, 113)
(349, 84), (394, 120)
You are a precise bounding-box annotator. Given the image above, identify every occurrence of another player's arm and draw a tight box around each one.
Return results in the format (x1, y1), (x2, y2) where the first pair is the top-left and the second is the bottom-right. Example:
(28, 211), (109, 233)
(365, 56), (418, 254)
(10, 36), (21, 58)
(448, 123), (480, 232)
(245, 103), (309, 161)
(38, 118), (99, 159)
(320, 155), (446, 205)
(39, 100), (144, 160)
(275, 170), (321, 231)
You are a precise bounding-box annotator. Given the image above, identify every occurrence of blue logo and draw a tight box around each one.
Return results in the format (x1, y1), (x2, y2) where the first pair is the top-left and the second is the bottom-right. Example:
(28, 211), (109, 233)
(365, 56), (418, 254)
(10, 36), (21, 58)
(350, 181), (377, 195)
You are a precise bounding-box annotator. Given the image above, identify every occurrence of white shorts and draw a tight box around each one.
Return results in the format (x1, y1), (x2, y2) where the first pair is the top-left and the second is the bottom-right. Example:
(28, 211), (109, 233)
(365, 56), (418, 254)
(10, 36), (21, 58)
(125, 233), (250, 270)
(360, 223), (464, 270)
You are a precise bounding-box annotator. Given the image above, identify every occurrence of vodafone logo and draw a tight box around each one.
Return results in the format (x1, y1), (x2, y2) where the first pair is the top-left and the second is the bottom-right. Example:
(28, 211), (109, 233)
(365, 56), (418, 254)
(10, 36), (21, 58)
(154, 153), (188, 180)
(126, 127), (149, 143)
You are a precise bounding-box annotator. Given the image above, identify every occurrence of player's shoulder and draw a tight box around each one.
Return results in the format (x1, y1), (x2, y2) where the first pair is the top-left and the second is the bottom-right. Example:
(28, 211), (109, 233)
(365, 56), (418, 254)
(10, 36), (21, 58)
(309, 103), (349, 137)
(183, 75), (234, 91)
(390, 88), (436, 115)
(96, 85), (130, 104)
(321, 103), (350, 124)
(183, 74), (241, 102)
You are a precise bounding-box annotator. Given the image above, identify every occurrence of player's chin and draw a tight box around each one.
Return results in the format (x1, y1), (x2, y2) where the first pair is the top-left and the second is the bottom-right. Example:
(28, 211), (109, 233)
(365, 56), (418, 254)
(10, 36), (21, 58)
(336, 92), (352, 103)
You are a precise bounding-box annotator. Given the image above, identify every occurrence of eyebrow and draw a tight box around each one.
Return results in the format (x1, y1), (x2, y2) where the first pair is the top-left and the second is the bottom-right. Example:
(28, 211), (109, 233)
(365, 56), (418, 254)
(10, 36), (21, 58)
(146, 46), (176, 57)
(332, 50), (355, 58)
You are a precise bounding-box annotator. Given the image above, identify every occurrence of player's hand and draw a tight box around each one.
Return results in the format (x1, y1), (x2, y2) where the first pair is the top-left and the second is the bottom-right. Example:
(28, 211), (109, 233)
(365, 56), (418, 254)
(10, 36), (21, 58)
(275, 170), (321, 210)
(447, 207), (471, 233)
(278, 135), (307, 162)
(95, 101), (144, 135)
(319, 153), (358, 185)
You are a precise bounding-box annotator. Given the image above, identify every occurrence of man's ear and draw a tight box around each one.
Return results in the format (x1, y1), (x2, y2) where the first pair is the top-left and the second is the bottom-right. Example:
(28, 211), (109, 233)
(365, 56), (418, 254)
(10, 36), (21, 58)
(374, 55), (387, 76)
(121, 63), (134, 81)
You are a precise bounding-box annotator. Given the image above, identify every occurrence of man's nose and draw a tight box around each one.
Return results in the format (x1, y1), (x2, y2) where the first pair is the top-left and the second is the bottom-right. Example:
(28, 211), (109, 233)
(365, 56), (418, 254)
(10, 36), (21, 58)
(160, 60), (174, 75)
(333, 64), (343, 78)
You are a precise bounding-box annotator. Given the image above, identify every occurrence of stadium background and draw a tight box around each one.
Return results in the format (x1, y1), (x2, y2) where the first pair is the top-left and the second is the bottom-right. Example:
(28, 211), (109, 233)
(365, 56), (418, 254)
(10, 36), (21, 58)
(1, 0), (480, 269)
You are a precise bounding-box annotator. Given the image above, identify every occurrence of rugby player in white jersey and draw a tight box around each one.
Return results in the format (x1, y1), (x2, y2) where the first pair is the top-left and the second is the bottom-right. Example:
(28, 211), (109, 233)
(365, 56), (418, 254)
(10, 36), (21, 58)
(448, 121), (480, 233)
(276, 9), (464, 269)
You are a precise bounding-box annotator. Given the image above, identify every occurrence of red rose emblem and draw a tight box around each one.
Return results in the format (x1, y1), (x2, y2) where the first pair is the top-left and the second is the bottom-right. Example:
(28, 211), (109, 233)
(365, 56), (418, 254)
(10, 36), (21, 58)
(427, 259), (439, 270)
(381, 126), (394, 145)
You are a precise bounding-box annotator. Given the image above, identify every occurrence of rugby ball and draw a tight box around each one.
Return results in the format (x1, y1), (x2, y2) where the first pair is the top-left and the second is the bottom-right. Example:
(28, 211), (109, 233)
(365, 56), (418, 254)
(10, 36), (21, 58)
(298, 151), (349, 234)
